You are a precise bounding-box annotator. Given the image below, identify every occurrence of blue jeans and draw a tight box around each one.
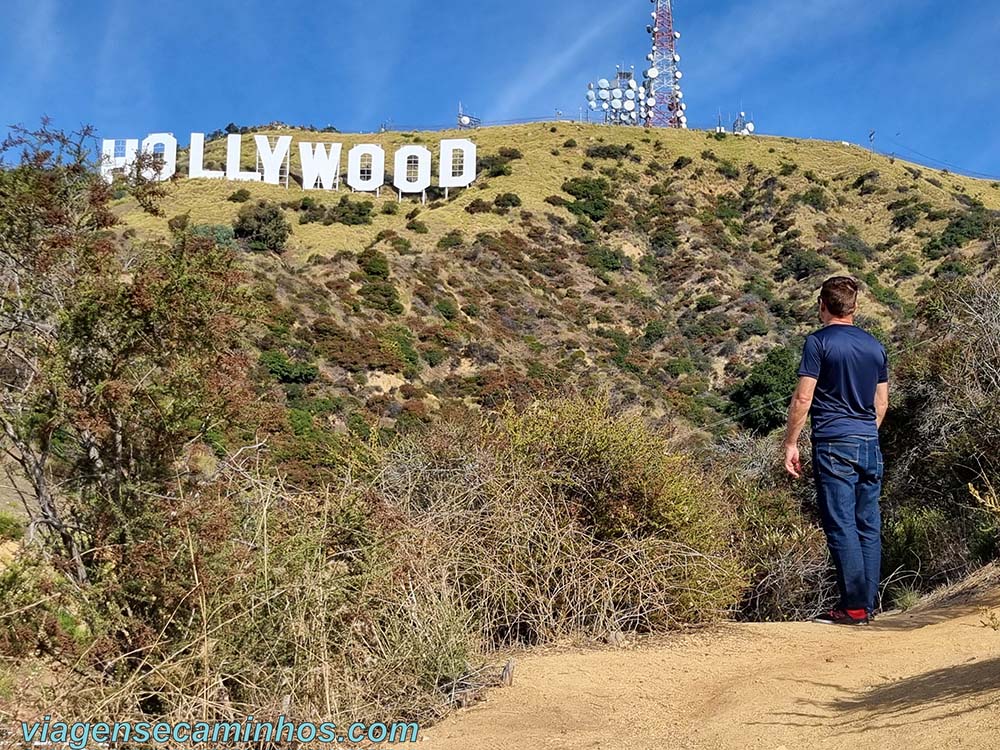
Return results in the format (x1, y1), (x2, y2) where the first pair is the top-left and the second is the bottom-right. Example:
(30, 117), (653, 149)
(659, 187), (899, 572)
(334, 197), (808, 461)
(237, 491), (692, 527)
(812, 436), (884, 613)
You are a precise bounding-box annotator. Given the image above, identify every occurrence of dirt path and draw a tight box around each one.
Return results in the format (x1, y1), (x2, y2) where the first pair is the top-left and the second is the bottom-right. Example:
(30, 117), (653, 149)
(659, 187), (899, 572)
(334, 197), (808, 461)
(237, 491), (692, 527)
(416, 589), (1000, 749)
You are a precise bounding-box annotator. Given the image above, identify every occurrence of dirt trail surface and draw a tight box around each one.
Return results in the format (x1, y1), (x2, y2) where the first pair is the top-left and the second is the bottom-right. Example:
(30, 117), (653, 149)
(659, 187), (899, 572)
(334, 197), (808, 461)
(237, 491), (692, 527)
(414, 588), (1000, 749)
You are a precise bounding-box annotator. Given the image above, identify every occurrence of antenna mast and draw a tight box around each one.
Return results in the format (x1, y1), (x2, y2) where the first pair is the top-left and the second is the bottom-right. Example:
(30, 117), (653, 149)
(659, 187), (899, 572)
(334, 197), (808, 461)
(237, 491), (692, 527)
(644, 0), (686, 129)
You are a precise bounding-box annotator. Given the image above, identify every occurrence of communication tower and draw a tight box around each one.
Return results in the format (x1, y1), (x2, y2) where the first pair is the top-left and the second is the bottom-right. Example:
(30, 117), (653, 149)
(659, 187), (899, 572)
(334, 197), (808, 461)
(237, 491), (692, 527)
(457, 102), (481, 130)
(585, 65), (649, 127)
(643, 0), (686, 129)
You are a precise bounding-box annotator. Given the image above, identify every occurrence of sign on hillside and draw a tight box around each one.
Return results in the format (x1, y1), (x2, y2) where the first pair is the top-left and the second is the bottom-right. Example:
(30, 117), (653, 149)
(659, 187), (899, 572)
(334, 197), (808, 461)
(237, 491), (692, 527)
(100, 133), (478, 197)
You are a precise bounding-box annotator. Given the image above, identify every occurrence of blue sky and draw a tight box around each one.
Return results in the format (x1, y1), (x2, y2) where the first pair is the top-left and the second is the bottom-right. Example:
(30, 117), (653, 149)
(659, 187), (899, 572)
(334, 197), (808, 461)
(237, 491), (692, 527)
(2, 0), (998, 176)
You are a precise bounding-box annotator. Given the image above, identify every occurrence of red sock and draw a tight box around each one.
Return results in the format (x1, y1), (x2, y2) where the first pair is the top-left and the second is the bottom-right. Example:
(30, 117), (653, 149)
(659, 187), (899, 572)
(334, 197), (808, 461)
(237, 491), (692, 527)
(846, 608), (868, 619)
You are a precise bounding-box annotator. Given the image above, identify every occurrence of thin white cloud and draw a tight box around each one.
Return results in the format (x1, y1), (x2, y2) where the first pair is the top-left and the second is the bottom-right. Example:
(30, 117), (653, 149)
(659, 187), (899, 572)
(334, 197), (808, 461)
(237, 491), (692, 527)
(11, 0), (59, 83)
(488, 3), (636, 122)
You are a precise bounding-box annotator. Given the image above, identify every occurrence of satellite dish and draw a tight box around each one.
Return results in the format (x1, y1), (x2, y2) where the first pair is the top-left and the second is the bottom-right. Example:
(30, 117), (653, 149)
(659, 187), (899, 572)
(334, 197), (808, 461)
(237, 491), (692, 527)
(647, 53), (655, 62)
(460, 115), (471, 126)
(598, 79), (610, 89)
(588, 101), (597, 110)
(675, 71), (683, 79)
(747, 122), (756, 133)
(674, 31), (681, 39)
(625, 90), (636, 100)
(586, 91), (596, 101)
(647, 67), (660, 78)
(598, 89), (610, 100)
(676, 90), (684, 99)
(624, 100), (636, 111)
(628, 79), (638, 90)
(602, 102), (610, 110)
(740, 111), (746, 117)
(647, 97), (656, 106)
(588, 82), (595, 90)
(680, 103), (687, 111)
(673, 54), (681, 63)
(612, 88), (623, 99)
(650, 11), (656, 18)
(679, 115), (688, 124)
(611, 99), (623, 110)
(638, 86), (646, 97)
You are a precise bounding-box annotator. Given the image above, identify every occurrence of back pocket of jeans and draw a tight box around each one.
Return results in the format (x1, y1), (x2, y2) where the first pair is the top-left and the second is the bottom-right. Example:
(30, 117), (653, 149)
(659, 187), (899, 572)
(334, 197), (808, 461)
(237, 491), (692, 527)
(822, 443), (859, 477)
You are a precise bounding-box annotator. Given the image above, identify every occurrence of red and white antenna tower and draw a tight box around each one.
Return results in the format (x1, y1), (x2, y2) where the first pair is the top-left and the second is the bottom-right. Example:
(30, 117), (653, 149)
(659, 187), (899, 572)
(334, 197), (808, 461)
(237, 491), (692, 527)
(643, 0), (687, 129)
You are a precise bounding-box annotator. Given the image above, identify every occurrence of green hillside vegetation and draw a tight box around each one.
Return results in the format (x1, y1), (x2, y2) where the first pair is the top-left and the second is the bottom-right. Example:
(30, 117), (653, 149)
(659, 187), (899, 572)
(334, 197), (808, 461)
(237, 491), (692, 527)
(1, 121), (999, 725)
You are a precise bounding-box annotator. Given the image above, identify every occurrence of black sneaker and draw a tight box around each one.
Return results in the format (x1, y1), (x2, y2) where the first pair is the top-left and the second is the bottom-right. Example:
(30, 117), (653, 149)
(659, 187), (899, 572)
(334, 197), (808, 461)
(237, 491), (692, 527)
(813, 609), (870, 626)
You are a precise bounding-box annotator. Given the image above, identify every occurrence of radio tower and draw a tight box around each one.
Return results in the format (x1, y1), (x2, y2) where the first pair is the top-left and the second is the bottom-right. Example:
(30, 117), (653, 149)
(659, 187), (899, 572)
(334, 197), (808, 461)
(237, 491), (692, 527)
(643, 0), (687, 129)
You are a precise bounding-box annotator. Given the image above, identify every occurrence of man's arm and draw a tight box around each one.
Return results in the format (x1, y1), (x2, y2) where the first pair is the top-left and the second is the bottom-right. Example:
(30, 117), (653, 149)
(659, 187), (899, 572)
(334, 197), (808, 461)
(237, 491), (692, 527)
(875, 381), (889, 428)
(783, 376), (818, 479)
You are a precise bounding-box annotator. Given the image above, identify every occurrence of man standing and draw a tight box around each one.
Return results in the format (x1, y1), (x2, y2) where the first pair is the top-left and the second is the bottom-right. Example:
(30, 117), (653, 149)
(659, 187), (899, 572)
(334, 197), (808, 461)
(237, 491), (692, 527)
(783, 277), (890, 626)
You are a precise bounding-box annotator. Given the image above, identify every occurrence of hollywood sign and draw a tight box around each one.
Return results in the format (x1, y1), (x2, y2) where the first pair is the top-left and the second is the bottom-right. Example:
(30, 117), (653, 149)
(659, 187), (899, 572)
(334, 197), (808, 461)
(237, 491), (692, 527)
(100, 133), (478, 196)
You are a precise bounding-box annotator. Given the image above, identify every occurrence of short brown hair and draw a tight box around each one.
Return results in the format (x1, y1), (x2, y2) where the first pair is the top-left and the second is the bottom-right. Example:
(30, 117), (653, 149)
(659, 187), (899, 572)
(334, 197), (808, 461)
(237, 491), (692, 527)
(820, 276), (860, 317)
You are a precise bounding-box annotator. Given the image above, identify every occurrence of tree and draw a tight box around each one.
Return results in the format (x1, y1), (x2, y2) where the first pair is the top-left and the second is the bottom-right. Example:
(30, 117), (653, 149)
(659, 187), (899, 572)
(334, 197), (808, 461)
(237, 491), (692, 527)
(233, 199), (291, 252)
(727, 346), (800, 434)
(0, 122), (255, 585)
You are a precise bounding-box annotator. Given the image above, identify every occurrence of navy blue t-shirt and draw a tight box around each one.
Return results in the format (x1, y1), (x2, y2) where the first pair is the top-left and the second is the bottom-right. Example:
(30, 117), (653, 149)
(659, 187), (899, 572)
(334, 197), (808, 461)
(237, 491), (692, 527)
(797, 325), (889, 440)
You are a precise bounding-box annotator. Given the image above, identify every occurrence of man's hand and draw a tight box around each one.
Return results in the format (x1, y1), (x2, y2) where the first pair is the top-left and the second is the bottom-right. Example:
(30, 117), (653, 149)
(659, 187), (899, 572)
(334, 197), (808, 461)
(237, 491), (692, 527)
(784, 442), (803, 479)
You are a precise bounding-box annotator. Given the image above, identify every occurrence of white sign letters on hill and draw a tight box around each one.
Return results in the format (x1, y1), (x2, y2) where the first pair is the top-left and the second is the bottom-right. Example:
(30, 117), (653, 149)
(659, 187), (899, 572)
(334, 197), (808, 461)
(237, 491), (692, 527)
(100, 133), (478, 196)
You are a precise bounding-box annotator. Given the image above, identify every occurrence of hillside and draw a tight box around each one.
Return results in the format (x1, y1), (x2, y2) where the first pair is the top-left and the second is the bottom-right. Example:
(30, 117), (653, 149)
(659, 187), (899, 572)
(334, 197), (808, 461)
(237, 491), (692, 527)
(115, 123), (1000, 454)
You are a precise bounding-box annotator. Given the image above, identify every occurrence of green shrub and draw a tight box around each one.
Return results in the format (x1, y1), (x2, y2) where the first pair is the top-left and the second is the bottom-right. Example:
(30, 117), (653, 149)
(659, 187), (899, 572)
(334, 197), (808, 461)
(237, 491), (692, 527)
(406, 219), (429, 234)
(727, 346), (799, 433)
(326, 195), (375, 226)
(0, 511), (24, 541)
(562, 177), (612, 221)
(696, 294), (722, 311)
(494, 192), (522, 209)
(775, 248), (831, 281)
(563, 138), (578, 148)
(672, 156), (693, 170)
(893, 254), (920, 278)
(359, 281), (404, 315)
(465, 198), (492, 214)
(358, 248), (390, 280)
(716, 161), (740, 180)
(435, 299), (460, 321)
(260, 351), (319, 384)
(190, 223), (237, 249)
(233, 200), (291, 253)
(795, 187), (830, 212)
(227, 188), (251, 203)
(437, 230), (464, 250)
(381, 201), (399, 215)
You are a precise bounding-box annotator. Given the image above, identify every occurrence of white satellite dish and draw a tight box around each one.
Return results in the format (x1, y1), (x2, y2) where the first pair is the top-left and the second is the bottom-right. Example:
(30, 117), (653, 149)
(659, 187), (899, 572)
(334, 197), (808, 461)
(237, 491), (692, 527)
(650, 11), (656, 18)
(624, 100), (636, 111)
(647, 53), (655, 62)
(628, 79), (638, 91)
(588, 101), (597, 110)
(460, 115), (471, 126)
(675, 70), (683, 79)
(673, 54), (681, 63)
(680, 116), (688, 124)
(674, 31), (681, 39)
(647, 97), (656, 106)
(747, 122), (756, 133)
(680, 102), (687, 111)
(625, 90), (636, 100)
(740, 111), (746, 117)
(612, 88), (623, 99)
(647, 67), (660, 78)
(602, 102), (610, 110)
(676, 90), (684, 99)
(586, 91), (596, 101)
(588, 82), (595, 90)
(611, 99), (623, 110)
(598, 79), (610, 89)
(598, 89), (609, 100)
